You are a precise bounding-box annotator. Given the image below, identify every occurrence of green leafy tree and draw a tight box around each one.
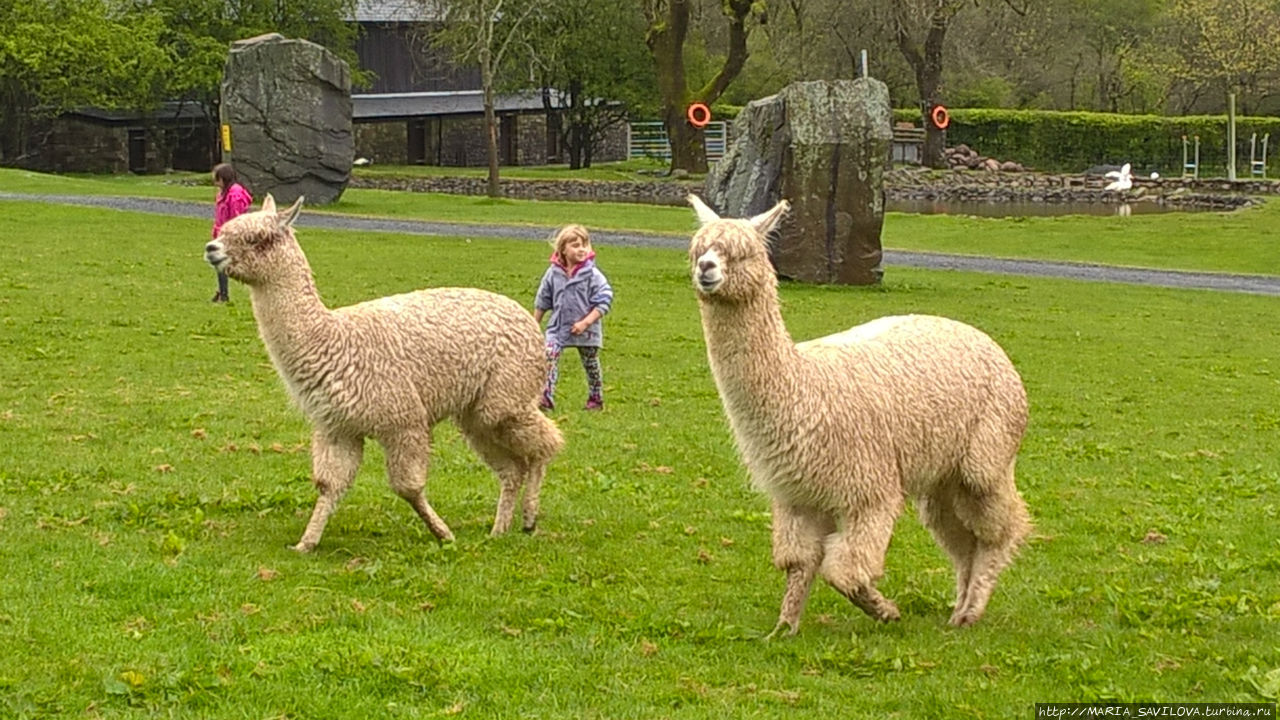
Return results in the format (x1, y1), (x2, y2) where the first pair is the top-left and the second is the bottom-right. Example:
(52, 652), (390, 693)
(643, 0), (760, 173)
(434, 0), (546, 197)
(1160, 0), (1280, 114)
(0, 0), (170, 163)
(522, 0), (655, 168)
(126, 0), (360, 165)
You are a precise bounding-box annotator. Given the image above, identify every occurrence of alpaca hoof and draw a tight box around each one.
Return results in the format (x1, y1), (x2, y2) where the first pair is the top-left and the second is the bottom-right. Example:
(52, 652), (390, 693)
(290, 541), (315, 553)
(763, 621), (798, 641)
(522, 522), (537, 534)
(949, 610), (981, 627)
(876, 605), (902, 623)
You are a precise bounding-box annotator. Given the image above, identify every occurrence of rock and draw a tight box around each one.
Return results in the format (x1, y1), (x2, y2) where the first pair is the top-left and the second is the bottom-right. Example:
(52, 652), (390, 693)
(704, 79), (891, 285)
(982, 158), (1001, 172)
(220, 33), (354, 205)
(1000, 161), (1022, 172)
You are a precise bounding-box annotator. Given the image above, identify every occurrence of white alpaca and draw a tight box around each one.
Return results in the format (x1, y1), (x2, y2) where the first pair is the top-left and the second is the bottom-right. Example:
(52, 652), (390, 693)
(205, 195), (564, 551)
(686, 195), (1030, 631)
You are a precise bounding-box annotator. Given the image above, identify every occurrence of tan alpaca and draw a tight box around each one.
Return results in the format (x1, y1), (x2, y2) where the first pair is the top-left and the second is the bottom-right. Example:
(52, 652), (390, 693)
(205, 195), (563, 551)
(687, 195), (1030, 631)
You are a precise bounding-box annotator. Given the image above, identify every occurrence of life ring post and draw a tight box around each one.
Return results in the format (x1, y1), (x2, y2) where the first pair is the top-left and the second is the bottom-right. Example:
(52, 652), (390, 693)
(687, 103), (712, 129)
(930, 105), (950, 130)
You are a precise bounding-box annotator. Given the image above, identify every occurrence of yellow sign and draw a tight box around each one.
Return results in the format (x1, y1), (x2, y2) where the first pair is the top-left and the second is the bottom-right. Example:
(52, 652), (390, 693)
(220, 124), (232, 152)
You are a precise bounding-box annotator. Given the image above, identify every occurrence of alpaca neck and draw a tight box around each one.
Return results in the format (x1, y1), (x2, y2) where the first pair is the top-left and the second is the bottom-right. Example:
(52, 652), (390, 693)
(699, 295), (800, 401)
(248, 265), (334, 376)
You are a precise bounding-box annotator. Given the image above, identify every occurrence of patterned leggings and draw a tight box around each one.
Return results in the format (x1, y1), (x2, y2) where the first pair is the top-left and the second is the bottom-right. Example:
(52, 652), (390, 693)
(544, 342), (602, 402)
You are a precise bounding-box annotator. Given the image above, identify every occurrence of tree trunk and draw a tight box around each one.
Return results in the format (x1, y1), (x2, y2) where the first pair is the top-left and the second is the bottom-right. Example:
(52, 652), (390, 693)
(646, 0), (752, 174)
(480, 49), (501, 198)
(665, 104), (707, 172)
(896, 2), (951, 169)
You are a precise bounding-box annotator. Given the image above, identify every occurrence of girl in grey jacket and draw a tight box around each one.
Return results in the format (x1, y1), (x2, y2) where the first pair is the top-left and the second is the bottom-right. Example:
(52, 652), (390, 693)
(534, 225), (614, 411)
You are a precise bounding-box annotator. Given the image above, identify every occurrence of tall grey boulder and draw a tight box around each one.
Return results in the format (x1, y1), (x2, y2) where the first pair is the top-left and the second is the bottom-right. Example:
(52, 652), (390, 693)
(705, 79), (892, 285)
(220, 33), (353, 205)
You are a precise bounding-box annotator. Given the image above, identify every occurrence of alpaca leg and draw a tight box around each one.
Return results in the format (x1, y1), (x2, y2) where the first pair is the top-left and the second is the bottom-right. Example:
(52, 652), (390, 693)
(917, 482), (977, 618)
(382, 428), (454, 542)
(294, 430), (363, 552)
(950, 461), (1031, 626)
(465, 432), (525, 535)
(767, 500), (834, 638)
(460, 409), (562, 535)
(821, 503), (903, 623)
(508, 410), (562, 532)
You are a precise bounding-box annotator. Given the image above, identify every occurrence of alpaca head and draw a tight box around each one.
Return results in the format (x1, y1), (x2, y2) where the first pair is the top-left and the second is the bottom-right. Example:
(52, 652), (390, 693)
(687, 195), (790, 302)
(205, 194), (306, 286)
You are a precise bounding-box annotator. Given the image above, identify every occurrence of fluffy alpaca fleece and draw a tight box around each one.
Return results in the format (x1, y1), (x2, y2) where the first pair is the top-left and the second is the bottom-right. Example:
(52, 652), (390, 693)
(686, 194), (1030, 631)
(205, 195), (563, 551)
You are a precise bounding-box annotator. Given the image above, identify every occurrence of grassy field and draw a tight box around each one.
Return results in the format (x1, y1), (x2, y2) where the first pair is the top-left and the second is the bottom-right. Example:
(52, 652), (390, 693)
(0, 193), (1278, 718)
(2, 167), (1277, 277)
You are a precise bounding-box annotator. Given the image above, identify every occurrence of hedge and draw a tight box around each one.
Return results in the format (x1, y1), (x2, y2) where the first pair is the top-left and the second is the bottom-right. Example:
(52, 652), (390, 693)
(892, 108), (1280, 175)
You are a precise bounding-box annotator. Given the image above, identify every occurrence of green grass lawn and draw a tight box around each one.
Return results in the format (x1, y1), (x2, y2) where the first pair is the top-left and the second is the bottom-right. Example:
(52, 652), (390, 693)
(2, 167), (1276, 277)
(1, 199), (1278, 718)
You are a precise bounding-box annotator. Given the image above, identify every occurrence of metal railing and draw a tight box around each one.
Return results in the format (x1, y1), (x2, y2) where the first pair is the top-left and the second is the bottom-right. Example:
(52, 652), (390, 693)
(627, 121), (729, 162)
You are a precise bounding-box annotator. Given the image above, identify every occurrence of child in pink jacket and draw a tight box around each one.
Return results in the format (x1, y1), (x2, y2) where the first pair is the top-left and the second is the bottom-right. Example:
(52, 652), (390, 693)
(210, 163), (252, 303)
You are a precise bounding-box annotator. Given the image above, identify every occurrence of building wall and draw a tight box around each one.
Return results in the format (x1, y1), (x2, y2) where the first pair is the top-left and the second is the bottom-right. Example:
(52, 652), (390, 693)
(356, 23), (479, 93)
(21, 118), (130, 173)
(597, 122), (628, 163)
(515, 114), (548, 166)
(354, 113), (628, 168)
(355, 121), (409, 165)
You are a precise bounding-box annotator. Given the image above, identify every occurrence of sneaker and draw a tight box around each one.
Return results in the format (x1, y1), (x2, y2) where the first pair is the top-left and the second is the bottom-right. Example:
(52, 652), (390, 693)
(539, 394), (555, 411)
(584, 398), (603, 411)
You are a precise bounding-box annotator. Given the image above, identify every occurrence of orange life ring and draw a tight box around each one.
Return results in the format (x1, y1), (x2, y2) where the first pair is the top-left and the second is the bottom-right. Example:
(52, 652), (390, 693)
(686, 103), (711, 129)
(930, 105), (950, 130)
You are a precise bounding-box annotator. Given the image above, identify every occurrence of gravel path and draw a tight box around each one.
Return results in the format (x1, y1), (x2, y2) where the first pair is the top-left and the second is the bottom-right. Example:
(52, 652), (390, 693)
(6, 191), (1278, 296)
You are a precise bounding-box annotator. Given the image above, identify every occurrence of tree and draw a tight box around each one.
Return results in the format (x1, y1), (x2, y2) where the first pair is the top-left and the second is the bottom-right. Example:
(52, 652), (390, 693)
(1160, 0), (1280, 114)
(434, 0), (544, 197)
(891, 0), (1028, 167)
(642, 0), (759, 173)
(890, 0), (969, 168)
(522, 0), (654, 168)
(0, 0), (170, 164)
(128, 0), (360, 168)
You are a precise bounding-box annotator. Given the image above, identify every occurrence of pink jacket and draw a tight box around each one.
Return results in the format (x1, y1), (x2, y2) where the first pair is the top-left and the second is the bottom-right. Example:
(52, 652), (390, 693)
(213, 183), (253, 238)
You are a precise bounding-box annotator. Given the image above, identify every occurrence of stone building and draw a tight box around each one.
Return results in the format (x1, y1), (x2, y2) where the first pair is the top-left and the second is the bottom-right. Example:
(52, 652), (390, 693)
(9, 0), (627, 173)
(349, 0), (626, 166)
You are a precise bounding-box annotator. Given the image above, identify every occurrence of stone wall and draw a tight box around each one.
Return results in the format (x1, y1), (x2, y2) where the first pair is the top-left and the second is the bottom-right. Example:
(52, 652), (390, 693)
(515, 114), (547, 166)
(349, 175), (697, 204)
(887, 167), (1266, 209)
(22, 118), (130, 173)
(439, 116), (487, 166)
(349, 169), (1273, 210)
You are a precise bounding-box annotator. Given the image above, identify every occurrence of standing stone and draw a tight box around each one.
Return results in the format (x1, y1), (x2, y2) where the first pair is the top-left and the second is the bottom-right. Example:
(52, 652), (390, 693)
(220, 33), (353, 205)
(705, 79), (892, 284)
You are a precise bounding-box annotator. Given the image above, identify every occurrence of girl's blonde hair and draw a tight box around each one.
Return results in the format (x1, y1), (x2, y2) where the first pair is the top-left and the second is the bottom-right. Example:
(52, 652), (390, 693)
(551, 224), (591, 265)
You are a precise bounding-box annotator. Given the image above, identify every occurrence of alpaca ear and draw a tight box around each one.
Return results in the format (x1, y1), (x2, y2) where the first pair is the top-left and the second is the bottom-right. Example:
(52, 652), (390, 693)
(277, 195), (304, 229)
(749, 199), (790, 236)
(261, 194), (277, 213)
(687, 194), (720, 225)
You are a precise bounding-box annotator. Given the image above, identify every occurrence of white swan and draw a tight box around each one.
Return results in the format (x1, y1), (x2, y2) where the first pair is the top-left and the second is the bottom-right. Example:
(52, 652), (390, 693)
(1104, 163), (1133, 191)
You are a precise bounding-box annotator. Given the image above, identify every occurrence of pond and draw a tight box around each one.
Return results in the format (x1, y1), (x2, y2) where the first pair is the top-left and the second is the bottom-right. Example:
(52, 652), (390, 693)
(885, 198), (1213, 217)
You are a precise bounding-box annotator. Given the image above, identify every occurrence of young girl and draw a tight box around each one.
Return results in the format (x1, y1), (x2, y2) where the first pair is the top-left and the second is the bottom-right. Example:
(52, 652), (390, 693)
(210, 163), (253, 302)
(534, 224), (614, 411)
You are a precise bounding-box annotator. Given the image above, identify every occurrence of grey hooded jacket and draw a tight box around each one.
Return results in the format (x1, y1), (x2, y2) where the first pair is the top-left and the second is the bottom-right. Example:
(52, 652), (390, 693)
(535, 258), (613, 347)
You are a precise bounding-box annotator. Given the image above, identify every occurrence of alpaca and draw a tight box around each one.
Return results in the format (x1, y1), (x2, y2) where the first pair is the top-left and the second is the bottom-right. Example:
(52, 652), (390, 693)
(686, 194), (1030, 632)
(205, 195), (563, 551)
